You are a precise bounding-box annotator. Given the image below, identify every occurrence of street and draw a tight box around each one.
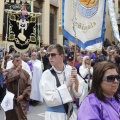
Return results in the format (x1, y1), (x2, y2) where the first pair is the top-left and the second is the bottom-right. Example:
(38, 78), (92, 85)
(0, 101), (77, 120)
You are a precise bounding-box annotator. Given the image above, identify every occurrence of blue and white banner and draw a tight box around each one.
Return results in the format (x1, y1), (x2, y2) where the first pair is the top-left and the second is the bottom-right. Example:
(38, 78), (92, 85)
(107, 0), (120, 42)
(62, 0), (106, 51)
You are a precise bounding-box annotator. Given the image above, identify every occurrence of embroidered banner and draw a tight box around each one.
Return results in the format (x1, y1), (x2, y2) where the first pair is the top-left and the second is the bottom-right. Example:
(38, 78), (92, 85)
(62, 0), (106, 50)
(2, 2), (31, 41)
(6, 12), (38, 52)
(107, 0), (120, 42)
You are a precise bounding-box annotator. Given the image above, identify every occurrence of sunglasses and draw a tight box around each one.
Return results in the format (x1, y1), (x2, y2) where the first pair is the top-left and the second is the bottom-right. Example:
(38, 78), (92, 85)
(46, 53), (59, 57)
(103, 75), (120, 82)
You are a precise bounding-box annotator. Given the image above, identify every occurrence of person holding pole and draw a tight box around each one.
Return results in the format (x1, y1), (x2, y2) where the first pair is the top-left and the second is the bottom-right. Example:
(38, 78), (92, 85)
(40, 44), (84, 120)
(3, 54), (31, 120)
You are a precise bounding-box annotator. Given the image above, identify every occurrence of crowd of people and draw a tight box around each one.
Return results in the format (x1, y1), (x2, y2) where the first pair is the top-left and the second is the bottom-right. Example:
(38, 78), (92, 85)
(0, 39), (120, 120)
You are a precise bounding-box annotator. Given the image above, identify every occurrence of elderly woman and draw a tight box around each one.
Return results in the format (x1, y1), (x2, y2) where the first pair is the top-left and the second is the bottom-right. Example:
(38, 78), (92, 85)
(79, 56), (93, 103)
(77, 61), (120, 120)
(79, 56), (93, 79)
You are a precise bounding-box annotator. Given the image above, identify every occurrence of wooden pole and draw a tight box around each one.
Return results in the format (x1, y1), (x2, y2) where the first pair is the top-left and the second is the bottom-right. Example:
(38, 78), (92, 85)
(67, 0), (78, 119)
(88, 52), (91, 91)
(1, 10), (9, 69)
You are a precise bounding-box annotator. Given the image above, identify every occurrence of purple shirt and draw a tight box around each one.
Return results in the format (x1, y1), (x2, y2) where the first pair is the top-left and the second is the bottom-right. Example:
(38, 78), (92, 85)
(77, 93), (120, 120)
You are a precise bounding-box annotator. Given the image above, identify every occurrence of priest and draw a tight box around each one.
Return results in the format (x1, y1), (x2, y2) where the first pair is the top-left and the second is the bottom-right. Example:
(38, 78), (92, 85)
(29, 52), (43, 106)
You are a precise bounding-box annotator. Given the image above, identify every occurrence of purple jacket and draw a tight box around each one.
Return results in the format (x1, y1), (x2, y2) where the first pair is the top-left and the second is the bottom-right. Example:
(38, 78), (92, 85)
(77, 93), (120, 120)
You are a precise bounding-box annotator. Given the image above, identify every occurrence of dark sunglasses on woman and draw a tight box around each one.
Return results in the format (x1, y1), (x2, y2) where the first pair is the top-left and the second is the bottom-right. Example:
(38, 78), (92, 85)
(103, 75), (120, 82)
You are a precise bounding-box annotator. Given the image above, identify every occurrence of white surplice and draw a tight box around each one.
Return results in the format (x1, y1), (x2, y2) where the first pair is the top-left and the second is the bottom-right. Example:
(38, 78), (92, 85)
(6, 60), (32, 80)
(40, 65), (84, 120)
(30, 59), (43, 102)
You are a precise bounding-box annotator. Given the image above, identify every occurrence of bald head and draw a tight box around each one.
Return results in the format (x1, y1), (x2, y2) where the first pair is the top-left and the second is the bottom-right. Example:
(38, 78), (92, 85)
(31, 52), (38, 60)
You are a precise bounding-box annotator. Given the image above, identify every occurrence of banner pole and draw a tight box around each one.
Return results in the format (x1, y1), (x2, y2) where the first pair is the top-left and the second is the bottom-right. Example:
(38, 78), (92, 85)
(67, 0), (78, 119)
(1, 10), (9, 69)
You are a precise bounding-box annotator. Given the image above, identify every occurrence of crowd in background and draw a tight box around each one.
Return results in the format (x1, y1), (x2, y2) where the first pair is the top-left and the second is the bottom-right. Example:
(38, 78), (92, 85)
(0, 38), (120, 108)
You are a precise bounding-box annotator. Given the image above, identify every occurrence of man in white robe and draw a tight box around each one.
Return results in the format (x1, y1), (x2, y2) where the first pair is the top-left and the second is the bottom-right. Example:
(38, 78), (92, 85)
(29, 52), (43, 103)
(40, 44), (84, 120)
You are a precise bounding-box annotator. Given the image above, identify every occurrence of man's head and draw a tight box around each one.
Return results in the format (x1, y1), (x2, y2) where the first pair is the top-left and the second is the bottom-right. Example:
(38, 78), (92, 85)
(12, 54), (21, 67)
(31, 52), (38, 60)
(9, 48), (16, 55)
(108, 50), (114, 56)
(22, 53), (29, 62)
(114, 49), (120, 57)
(47, 44), (64, 67)
(97, 50), (102, 55)
(77, 56), (83, 64)
(47, 44), (65, 55)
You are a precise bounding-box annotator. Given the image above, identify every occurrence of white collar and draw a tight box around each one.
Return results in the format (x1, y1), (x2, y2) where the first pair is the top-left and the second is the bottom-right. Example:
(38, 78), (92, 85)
(52, 65), (65, 74)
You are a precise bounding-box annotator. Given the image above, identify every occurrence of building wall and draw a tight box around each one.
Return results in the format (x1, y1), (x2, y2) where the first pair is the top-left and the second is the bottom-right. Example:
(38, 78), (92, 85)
(37, 0), (63, 46)
(42, 0), (50, 45)
(33, 0), (62, 46)
(105, 5), (114, 43)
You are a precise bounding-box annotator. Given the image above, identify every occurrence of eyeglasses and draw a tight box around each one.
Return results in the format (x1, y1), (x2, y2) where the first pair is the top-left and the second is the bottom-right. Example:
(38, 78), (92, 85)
(103, 75), (120, 82)
(46, 53), (59, 57)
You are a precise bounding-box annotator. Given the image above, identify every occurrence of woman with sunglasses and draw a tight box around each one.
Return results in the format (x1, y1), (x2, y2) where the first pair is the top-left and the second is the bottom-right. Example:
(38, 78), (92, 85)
(77, 61), (120, 120)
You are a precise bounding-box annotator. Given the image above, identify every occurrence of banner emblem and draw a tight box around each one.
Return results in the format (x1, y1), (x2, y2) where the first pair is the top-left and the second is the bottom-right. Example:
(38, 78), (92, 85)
(77, 0), (99, 17)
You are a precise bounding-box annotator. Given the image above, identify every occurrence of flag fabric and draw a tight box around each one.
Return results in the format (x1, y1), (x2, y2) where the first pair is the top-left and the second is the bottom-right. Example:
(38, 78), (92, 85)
(107, 0), (120, 42)
(62, 0), (106, 51)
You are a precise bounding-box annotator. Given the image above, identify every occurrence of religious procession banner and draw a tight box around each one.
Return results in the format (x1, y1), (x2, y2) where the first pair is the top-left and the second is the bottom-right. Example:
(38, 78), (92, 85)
(7, 13), (36, 51)
(107, 0), (120, 42)
(5, 10), (40, 52)
(3, 3), (41, 52)
(62, 0), (106, 51)
(2, 2), (31, 42)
